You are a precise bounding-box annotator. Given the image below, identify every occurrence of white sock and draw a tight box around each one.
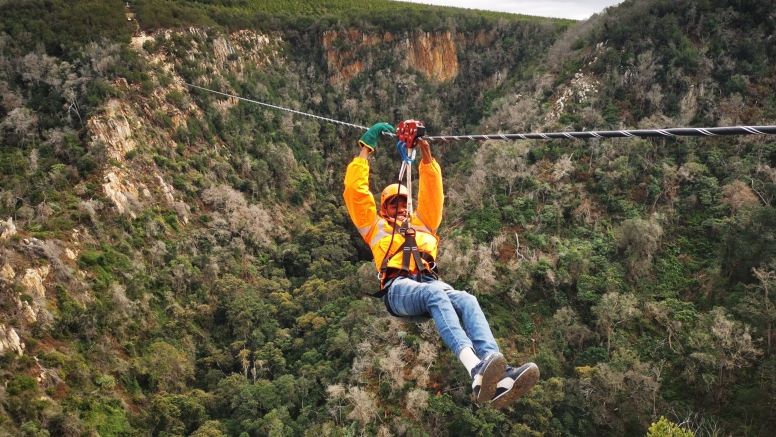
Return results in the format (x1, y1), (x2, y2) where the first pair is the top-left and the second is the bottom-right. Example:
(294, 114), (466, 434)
(459, 347), (480, 375)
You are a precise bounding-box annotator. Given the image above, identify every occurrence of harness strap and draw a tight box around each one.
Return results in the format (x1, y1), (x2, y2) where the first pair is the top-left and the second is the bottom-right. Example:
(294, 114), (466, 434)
(370, 278), (393, 299)
(373, 211), (439, 321)
(401, 229), (430, 282)
(379, 233), (436, 286)
(372, 227), (439, 322)
(378, 219), (405, 278)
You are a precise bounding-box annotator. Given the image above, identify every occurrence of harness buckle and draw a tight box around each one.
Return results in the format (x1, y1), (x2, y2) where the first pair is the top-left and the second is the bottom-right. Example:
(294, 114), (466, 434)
(399, 219), (410, 236)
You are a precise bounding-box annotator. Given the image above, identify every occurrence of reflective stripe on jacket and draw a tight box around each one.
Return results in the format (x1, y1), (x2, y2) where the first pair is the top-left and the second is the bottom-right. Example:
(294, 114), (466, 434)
(343, 157), (444, 274)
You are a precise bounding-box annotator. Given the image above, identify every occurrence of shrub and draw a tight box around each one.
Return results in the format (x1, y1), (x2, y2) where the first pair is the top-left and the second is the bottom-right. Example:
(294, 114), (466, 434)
(647, 416), (694, 437)
(8, 376), (37, 395)
(465, 207), (501, 242)
(615, 217), (663, 281)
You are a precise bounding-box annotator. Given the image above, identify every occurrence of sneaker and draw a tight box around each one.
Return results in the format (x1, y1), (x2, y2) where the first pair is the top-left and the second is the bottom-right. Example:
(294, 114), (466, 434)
(470, 352), (506, 403)
(490, 362), (540, 409)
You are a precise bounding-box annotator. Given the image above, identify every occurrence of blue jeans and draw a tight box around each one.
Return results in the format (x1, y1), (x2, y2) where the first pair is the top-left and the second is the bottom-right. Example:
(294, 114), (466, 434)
(383, 275), (500, 358)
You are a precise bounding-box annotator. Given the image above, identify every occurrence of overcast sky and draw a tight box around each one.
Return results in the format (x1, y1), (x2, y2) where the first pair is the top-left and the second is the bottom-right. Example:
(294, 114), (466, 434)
(395, 0), (623, 20)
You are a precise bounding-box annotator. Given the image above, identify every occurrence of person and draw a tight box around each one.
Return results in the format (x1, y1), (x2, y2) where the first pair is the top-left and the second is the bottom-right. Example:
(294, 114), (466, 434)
(343, 122), (540, 408)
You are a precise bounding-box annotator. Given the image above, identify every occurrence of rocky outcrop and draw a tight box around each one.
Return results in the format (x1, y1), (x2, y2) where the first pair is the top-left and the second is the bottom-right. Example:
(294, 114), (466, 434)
(0, 324), (23, 356)
(21, 265), (50, 301)
(133, 28), (281, 84)
(679, 83), (702, 126)
(323, 30), (459, 84)
(130, 33), (154, 51)
(548, 71), (600, 120)
(96, 28), (280, 220)
(89, 79), (183, 219)
(103, 170), (141, 218)
(322, 30), (386, 84)
(397, 32), (459, 82)
(0, 217), (16, 239)
(213, 30), (279, 74)
(87, 99), (139, 161)
(1, 263), (14, 281)
(155, 172), (175, 203)
(20, 301), (37, 324)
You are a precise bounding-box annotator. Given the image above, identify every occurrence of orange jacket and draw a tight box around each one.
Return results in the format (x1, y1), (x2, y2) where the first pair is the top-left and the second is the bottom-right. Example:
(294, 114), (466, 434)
(344, 157), (444, 278)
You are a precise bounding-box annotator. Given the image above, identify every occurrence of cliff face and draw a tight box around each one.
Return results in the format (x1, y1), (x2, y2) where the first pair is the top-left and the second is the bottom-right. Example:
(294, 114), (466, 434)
(323, 30), (461, 84)
(85, 28), (287, 223)
(131, 28), (282, 81)
(399, 31), (459, 82)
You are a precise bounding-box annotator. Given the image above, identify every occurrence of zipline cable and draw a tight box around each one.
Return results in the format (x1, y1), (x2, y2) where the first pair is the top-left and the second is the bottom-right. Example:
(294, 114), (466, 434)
(183, 81), (380, 134)
(182, 81), (776, 141)
(422, 126), (776, 141)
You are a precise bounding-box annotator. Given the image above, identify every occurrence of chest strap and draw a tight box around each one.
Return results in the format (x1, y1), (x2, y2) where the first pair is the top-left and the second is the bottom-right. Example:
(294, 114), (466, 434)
(373, 225), (438, 300)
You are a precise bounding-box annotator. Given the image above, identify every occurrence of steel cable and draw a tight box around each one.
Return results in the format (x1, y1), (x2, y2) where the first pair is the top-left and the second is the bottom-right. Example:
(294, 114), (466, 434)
(183, 81), (381, 133)
(182, 81), (776, 141)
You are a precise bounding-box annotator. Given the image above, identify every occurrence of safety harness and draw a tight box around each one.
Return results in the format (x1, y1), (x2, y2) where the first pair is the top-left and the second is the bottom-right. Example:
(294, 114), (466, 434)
(370, 121), (438, 318)
(370, 218), (439, 317)
(377, 220), (439, 284)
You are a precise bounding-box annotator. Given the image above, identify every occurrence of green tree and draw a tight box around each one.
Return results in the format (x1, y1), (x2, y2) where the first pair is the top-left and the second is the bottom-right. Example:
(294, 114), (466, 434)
(615, 217), (663, 281)
(738, 262), (776, 356)
(685, 308), (762, 405)
(20, 422), (50, 437)
(592, 292), (641, 353)
(149, 391), (212, 436)
(646, 416), (694, 437)
(136, 341), (195, 393)
(509, 377), (565, 435)
(721, 206), (776, 284)
(190, 421), (228, 437)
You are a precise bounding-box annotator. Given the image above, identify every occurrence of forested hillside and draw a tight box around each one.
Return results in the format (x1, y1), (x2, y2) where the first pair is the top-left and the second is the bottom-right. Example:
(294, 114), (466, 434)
(0, 0), (774, 436)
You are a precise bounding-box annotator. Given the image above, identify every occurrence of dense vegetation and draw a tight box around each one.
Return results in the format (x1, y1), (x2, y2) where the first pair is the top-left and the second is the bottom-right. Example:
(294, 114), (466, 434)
(0, 0), (775, 436)
(131, 0), (565, 33)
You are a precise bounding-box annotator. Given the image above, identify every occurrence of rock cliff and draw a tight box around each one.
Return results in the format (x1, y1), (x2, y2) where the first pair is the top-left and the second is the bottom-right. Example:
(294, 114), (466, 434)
(323, 30), (461, 84)
(0, 325), (23, 356)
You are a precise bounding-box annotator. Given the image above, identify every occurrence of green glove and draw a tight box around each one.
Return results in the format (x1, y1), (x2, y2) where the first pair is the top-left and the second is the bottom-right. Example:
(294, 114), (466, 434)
(358, 122), (395, 153)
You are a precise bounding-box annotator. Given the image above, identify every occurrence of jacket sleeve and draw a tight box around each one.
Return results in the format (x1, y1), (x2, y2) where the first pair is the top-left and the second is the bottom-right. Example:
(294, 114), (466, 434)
(416, 159), (444, 233)
(343, 157), (378, 239)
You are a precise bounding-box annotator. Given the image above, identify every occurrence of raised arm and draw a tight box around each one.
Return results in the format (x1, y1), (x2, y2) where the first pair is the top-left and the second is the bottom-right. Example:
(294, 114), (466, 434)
(416, 140), (444, 233)
(344, 157), (377, 234)
(343, 123), (395, 236)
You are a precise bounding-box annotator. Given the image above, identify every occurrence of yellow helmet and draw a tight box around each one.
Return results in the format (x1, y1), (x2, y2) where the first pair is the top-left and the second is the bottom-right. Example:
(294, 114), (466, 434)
(380, 183), (408, 208)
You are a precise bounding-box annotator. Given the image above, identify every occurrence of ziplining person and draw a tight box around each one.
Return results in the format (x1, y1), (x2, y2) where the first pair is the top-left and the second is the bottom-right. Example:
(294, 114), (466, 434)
(343, 122), (540, 408)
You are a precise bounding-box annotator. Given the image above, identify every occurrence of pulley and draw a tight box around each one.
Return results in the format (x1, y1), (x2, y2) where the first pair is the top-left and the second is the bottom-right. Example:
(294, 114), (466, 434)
(396, 120), (426, 148)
